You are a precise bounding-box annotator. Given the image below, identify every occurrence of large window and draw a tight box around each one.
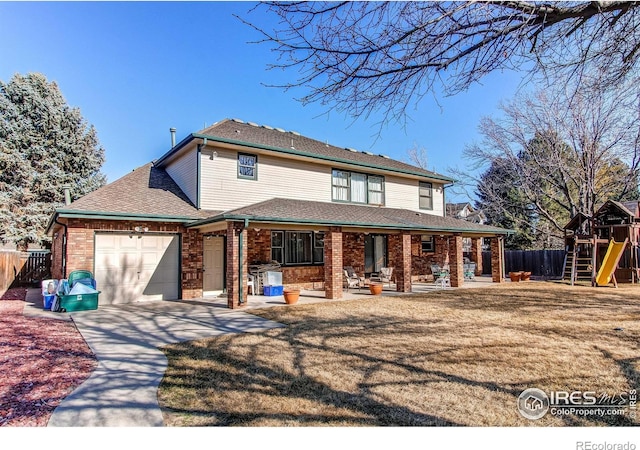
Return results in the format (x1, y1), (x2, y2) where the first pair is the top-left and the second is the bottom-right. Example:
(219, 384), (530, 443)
(238, 153), (257, 180)
(271, 231), (324, 265)
(331, 169), (385, 205)
(419, 182), (433, 210)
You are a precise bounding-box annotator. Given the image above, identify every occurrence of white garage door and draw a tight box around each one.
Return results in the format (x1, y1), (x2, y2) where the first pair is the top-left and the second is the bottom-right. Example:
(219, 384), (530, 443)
(94, 233), (180, 305)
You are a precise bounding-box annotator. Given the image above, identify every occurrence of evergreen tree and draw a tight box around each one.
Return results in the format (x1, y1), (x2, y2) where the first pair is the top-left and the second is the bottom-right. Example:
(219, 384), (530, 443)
(0, 73), (106, 249)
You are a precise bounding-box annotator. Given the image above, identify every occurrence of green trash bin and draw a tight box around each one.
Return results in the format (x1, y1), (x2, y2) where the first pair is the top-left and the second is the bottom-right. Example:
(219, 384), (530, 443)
(68, 270), (94, 286)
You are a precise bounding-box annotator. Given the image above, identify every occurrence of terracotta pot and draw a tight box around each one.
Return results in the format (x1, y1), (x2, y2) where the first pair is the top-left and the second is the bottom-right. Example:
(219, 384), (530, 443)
(509, 272), (522, 282)
(283, 289), (300, 305)
(520, 272), (532, 281)
(369, 283), (383, 295)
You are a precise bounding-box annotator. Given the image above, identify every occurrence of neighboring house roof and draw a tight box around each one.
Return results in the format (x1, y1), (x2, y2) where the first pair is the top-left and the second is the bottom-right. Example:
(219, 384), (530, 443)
(446, 202), (470, 216)
(189, 198), (510, 235)
(446, 202), (486, 224)
(156, 118), (454, 183)
(49, 163), (220, 228)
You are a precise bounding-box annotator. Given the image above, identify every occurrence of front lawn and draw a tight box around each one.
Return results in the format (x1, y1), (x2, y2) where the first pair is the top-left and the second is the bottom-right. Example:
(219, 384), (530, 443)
(158, 282), (639, 426)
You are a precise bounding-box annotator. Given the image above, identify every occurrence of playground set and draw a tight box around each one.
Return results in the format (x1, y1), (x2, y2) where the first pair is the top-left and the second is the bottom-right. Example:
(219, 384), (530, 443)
(563, 200), (640, 287)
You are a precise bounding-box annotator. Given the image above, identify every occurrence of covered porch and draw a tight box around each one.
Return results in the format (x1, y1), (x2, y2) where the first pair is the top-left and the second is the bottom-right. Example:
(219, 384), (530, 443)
(188, 198), (509, 309)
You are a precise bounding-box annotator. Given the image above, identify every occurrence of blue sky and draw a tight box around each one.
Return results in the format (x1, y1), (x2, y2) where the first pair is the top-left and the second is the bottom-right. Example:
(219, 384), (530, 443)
(0, 1), (526, 202)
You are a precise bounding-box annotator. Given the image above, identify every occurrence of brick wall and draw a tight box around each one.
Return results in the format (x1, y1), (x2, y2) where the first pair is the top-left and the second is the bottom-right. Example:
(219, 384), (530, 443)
(389, 232), (412, 292)
(50, 223), (65, 279)
(449, 234), (464, 287)
(247, 229), (271, 264)
(281, 265), (325, 290)
(342, 232), (365, 274)
(324, 227), (343, 299)
(411, 234), (435, 280)
(226, 221), (247, 308)
(491, 237), (505, 283)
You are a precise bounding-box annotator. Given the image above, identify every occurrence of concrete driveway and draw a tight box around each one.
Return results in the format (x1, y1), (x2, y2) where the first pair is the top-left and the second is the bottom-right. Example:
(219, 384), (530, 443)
(47, 299), (284, 427)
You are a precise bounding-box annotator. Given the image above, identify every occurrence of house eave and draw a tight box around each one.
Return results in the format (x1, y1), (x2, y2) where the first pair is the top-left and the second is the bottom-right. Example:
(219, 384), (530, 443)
(187, 213), (511, 235)
(52, 209), (199, 224)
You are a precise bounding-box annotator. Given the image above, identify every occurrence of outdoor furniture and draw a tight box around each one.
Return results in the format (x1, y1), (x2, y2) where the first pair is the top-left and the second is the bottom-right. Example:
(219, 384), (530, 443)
(247, 274), (257, 295)
(372, 267), (394, 288)
(431, 264), (451, 289)
(344, 266), (364, 291)
(463, 263), (476, 280)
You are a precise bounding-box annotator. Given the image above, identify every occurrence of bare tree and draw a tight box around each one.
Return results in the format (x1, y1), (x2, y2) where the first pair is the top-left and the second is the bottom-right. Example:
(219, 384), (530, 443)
(466, 75), (640, 248)
(245, 1), (640, 123)
(406, 143), (429, 170)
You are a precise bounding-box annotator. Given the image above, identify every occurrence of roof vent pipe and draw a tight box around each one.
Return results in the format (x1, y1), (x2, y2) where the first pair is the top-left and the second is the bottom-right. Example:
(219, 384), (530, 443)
(170, 127), (176, 147)
(62, 184), (72, 206)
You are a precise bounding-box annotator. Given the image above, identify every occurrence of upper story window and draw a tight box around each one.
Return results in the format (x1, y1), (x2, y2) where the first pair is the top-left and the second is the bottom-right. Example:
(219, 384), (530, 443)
(332, 169), (385, 205)
(419, 182), (433, 210)
(238, 153), (257, 180)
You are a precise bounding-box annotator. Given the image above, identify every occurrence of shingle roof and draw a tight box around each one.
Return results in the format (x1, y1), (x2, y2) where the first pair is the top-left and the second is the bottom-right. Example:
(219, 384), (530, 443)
(190, 198), (509, 235)
(160, 118), (452, 182)
(57, 163), (219, 220)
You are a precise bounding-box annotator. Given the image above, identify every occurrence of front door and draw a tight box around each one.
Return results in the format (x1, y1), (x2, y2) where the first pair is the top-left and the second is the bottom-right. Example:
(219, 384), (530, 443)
(203, 236), (224, 293)
(364, 234), (387, 274)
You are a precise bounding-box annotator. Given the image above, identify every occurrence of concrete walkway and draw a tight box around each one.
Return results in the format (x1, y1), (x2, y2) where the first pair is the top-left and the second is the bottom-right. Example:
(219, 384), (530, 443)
(46, 299), (284, 427)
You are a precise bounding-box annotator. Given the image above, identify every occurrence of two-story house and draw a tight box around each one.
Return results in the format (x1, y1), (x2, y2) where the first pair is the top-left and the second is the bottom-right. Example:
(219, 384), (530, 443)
(47, 118), (509, 308)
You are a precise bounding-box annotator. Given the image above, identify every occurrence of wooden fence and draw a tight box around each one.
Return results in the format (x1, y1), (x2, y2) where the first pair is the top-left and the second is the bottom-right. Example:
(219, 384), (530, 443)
(0, 250), (51, 294)
(482, 249), (566, 278)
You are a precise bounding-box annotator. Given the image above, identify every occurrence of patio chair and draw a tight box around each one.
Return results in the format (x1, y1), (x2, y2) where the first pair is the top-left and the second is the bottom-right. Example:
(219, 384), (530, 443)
(431, 264), (450, 289)
(378, 267), (394, 288)
(463, 263), (476, 281)
(343, 266), (364, 291)
(247, 274), (257, 295)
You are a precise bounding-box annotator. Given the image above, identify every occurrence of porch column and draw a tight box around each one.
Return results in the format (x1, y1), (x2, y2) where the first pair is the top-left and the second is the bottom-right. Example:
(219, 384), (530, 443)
(491, 236), (505, 283)
(226, 221), (248, 308)
(449, 234), (464, 287)
(324, 227), (343, 299)
(470, 237), (484, 276)
(389, 232), (412, 293)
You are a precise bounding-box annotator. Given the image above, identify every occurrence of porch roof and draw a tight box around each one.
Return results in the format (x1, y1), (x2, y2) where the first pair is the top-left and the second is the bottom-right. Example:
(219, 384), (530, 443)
(188, 198), (511, 235)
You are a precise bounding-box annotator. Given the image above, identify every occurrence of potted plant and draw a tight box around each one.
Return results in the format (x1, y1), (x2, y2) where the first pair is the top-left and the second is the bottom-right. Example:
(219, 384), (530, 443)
(283, 288), (300, 305)
(509, 271), (522, 282)
(520, 271), (532, 281)
(369, 282), (383, 295)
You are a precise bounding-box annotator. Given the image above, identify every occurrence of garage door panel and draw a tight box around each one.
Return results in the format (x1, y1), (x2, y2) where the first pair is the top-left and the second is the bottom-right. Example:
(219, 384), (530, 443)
(95, 233), (180, 305)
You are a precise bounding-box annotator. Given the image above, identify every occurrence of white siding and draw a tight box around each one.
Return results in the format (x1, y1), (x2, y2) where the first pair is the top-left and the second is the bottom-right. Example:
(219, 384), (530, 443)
(200, 148), (331, 210)
(199, 147), (446, 214)
(384, 175), (445, 216)
(165, 148), (197, 206)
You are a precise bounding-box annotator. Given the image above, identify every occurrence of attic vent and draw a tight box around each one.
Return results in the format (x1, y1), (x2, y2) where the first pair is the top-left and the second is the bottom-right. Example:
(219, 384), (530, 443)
(275, 127), (286, 133)
(362, 151), (373, 155)
(247, 122), (259, 127)
(346, 147), (358, 152)
(379, 154), (390, 159)
(262, 125), (274, 130)
(290, 131), (301, 136)
(231, 118), (244, 123)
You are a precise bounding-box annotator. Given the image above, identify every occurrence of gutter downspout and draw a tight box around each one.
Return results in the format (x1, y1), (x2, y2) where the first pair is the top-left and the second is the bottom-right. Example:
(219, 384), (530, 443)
(442, 182), (454, 217)
(238, 218), (249, 305)
(197, 138), (207, 209)
(54, 216), (68, 278)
